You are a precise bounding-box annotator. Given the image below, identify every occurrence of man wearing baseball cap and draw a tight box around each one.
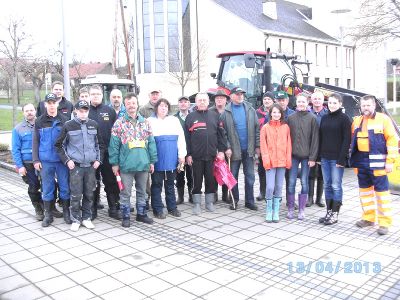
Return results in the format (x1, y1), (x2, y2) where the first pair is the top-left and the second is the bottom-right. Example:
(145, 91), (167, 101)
(32, 93), (71, 227)
(139, 88), (162, 118)
(221, 87), (260, 211)
(36, 81), (73, 118)
(175, 96), (193, 204)
(139, 87), (163, 208)
(275, 91), (295, 121)
(55, 100), (105, 231)
(210, 89), (230, 203)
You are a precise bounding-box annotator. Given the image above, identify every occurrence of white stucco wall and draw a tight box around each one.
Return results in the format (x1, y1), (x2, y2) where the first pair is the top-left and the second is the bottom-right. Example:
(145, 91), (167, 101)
(133, 0), (373, 104)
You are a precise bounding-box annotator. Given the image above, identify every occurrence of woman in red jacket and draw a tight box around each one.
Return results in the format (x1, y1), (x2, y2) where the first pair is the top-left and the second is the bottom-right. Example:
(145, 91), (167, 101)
(260, 104), (292, 222)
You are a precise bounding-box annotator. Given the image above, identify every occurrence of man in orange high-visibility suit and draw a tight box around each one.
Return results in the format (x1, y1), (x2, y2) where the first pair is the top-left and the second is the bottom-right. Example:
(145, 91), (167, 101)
(350, 95), (399, 235)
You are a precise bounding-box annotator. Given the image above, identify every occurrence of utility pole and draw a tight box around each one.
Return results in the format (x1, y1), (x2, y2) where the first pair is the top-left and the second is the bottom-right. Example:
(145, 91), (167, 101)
(391, 58), (399, 114)
(112, 0), (118, 74)
(12, 23), (18, 127)
(120, 0), (132, 80)
(195, 0), (200, 91)
(61, 0), (71, 101)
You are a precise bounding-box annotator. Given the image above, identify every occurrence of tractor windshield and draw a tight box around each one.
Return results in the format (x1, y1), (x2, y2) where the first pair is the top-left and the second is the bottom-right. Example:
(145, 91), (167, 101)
(219, 54), (293, 97)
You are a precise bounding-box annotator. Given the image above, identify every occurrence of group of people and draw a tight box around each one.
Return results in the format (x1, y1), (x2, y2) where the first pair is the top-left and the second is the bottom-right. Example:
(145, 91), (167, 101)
(11, 81), (398, 235)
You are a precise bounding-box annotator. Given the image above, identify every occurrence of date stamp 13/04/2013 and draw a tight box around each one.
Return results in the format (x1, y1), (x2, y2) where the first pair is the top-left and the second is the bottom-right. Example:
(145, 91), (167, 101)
(287, 261), (382, 274)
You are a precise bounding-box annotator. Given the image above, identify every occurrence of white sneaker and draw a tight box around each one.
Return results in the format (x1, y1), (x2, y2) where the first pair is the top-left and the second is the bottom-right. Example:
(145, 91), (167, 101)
(82, 219), (95, 229)
(70, 222), (80, 232)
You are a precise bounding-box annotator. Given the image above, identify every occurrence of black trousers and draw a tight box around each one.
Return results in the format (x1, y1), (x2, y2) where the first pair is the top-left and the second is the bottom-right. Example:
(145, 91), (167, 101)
(175, 164), (193, 190)
(97, 152), (119, 197)
(192, 160), (216, 194)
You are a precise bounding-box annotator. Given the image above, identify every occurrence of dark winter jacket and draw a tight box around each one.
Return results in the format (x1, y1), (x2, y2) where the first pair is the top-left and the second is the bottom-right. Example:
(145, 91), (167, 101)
(220, 101), (260, 161)
(88, 104), (117, 148)
(287, 110), (319, 161)
(319, 109), (352, 166)
(36, 97), (73, 119)
(55, 117), (105, 167)
(185, 109), (227, 160)
(32, 113), (68, 163)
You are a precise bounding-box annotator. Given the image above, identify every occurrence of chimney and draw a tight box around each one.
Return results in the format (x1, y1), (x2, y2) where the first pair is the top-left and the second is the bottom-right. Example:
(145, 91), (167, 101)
(263, 0), (277, 20)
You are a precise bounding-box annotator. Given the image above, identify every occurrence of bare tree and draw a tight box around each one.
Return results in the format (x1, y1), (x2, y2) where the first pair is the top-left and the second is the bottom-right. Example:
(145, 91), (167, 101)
(0, 17), (32, 127)
(156, 35), (206, 95)
(69, 56), (84, 101)
(349, 0), (400, 46)
(49, 41), (64, 81)
(21, 58), (49, 103)
(0, 58), (13, 100)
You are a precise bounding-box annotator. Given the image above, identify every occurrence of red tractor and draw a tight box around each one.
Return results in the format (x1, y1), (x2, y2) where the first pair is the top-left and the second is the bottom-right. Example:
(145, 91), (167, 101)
(207, 49), (400, 193)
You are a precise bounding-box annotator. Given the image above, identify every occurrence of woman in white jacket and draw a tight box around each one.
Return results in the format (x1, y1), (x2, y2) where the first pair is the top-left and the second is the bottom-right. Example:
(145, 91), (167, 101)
(147, 98), (186, 219)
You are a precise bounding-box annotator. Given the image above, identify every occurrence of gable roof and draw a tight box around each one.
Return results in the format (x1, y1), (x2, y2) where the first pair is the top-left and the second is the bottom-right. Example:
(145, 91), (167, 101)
(212, 0), (338, 43)
(69, 62), (112, 79)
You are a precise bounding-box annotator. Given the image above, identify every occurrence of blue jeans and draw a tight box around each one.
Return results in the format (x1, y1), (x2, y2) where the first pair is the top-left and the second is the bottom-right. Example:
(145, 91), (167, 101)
(288, 157), (310, 195)
(120, 171), (148, 215)
(321, 158), (345, 202)
(41, 162), (70, 201)
(230, 151), (255, 204)
(265, 167), (286, 199)
(151, 170), (177, 214)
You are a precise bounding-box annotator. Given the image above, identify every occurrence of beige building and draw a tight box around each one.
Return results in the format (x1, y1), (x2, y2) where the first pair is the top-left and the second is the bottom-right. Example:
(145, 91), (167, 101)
(130, 0), (355, 104)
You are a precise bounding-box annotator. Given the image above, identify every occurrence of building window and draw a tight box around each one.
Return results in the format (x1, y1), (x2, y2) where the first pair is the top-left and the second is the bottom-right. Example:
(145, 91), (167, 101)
(154, 0), (165, 73)
(292, 40), (295, 55)
(325, 46), (329, 67)
(315, 77), (320, 84)
(182, 0), (192, 72)
(304, 42), (307, 61)
(315, 44), (318, 66)
(303, 76), (309, 84)
(278, 39), (282, 53)
(335, 78), (339, 86)
(345, 49), (349, 68)
(143, 0), (151, 73)
(168, 0), (179, 72)
(347, 79), (351, 89)
(325, 78), (330, 84)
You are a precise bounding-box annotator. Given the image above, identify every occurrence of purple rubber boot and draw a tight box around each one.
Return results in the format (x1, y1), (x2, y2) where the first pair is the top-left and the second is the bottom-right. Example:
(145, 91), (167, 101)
(298, 193), (308, 220)
(286, 194), (295, 219)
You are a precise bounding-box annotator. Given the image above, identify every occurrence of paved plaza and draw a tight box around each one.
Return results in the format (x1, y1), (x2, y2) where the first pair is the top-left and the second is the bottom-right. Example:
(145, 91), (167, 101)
(0, 165), (399, 300)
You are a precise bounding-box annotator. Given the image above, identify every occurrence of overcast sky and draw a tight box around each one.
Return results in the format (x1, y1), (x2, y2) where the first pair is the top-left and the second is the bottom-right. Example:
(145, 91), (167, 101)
(0, 0), (374, 64)
(0, 0), (116, 62)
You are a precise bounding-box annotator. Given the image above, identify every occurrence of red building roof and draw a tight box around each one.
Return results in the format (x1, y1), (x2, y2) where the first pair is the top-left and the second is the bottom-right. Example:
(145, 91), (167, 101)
(69, 62), (112, 79)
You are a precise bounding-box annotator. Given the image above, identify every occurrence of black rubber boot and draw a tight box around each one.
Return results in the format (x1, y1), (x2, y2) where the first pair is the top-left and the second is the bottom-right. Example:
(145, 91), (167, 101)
(319, 199), (333, 223)
(315, 178), (325, 207)
(256, 172), (266, 202)
(222, 188), (229, 203)
(51, 199), (63, 218)
(121, 203), (131, 227)
(62, 200), (72, 224)
(176, 187), (184, 205)
(42, 201), (53, 227)
(324, 201), (341, 225)
(307, 178), (315, 207)
(107, 194), (122, 220)
(29, 192), (44, 221)
(91, 185), (99, 221)
(188, 188), (193, 203)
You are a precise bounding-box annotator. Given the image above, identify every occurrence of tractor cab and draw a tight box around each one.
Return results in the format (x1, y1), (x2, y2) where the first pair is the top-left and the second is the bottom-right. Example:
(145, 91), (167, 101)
(210, 51), (309, 108)
(80, 74), (140, 105)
